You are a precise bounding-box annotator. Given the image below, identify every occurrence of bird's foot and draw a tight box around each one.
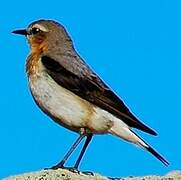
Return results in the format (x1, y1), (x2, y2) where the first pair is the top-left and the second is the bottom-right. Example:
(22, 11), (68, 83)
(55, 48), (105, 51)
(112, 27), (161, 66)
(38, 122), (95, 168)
(44, 165), (80, 174)
(44, 163), (64, 170)
(44, 164), (94, 176)
(82, 171), (94, 176)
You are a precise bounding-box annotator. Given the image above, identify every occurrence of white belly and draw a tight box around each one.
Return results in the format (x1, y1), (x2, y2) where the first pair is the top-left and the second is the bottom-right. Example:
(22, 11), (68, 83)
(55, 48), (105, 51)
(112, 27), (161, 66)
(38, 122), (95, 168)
(28, 72), (116, 133)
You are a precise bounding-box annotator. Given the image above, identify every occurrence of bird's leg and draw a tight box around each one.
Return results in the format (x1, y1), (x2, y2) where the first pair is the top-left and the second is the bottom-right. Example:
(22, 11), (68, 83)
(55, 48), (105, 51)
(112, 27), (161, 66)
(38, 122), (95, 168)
(74, 134), (94, 175)
(50, 132), (86, 170)
(74, 134), (93, 169)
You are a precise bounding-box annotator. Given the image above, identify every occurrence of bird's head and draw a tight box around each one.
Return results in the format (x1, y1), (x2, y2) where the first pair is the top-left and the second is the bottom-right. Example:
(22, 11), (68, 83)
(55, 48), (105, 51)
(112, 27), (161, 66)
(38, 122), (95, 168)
(12, 19), (73, 53)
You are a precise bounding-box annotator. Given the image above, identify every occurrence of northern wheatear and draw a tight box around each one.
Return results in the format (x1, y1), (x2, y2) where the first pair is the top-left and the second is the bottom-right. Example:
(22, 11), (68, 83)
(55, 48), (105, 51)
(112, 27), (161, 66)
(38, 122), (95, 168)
(12, 19), (169, 171)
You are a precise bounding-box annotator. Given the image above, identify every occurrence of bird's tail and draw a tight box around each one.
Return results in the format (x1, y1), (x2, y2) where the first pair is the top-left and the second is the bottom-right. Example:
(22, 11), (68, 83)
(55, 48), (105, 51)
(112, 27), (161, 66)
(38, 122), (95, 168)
(109, 120), (169, 166)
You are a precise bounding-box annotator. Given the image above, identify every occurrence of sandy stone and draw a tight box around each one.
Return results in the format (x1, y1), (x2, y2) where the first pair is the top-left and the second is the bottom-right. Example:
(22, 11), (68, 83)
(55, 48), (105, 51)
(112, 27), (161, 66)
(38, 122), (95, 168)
(4, 169), (181, 180)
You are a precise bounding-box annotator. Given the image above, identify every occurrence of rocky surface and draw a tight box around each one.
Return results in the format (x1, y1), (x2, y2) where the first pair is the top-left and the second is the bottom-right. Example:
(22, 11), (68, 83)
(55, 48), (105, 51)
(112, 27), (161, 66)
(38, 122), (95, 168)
(4, 169), (181, 180)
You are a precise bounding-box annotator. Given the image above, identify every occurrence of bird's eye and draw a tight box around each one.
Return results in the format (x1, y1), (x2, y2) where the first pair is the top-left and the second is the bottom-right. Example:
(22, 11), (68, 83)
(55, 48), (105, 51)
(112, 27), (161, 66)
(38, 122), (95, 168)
(31, 27), (41, 35)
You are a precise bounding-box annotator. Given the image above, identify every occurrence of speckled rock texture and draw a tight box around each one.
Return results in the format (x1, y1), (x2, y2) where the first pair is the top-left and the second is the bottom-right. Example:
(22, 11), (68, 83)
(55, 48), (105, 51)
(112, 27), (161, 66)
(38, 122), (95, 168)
(4, 169), (181, 180)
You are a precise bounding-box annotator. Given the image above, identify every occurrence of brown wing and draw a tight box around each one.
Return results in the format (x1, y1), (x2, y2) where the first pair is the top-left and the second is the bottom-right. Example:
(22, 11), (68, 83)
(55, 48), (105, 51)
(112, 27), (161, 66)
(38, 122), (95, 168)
(41, 55), (157, 135)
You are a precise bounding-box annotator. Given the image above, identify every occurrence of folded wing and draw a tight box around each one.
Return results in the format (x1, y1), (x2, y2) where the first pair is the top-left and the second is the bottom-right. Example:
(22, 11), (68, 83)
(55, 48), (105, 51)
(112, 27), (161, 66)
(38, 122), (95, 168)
(41, 55), (157, 136)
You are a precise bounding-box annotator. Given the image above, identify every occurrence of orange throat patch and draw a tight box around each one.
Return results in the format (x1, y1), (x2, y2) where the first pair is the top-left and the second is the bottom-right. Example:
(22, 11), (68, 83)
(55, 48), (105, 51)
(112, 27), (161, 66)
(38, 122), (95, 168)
(26, 40), (48, 76)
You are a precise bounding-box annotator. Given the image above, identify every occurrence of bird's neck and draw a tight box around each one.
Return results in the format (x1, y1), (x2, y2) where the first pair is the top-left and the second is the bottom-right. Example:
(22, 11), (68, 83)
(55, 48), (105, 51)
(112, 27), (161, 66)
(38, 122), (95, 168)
(26, 40), (49, 77)
(26, 53), (41, 77)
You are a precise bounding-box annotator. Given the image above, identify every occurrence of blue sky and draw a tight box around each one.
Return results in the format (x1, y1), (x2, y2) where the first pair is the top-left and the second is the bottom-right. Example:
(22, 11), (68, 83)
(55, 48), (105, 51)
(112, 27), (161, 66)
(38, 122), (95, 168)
(0, 0), (181, 179)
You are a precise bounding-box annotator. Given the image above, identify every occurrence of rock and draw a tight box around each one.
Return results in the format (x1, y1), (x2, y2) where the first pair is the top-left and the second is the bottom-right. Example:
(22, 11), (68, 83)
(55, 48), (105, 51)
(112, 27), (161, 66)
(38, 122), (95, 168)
(5, 169), (107, 180)
(4, 169), (181, 180)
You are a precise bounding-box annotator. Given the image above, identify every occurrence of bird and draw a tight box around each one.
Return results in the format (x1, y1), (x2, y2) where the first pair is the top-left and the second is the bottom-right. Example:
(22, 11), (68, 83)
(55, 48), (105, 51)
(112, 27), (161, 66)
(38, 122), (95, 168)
(12, 19), (169, 171)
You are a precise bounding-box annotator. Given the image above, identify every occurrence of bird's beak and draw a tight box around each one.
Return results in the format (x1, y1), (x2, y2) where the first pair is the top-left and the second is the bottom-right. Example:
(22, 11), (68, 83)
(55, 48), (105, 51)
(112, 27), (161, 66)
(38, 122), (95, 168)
(12, 29), (27, 35)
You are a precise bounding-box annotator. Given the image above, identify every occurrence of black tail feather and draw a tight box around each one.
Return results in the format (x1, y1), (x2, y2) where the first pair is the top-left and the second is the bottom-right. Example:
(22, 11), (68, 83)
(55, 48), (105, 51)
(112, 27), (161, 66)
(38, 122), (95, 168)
(130, 129), (169, 166)
(146, 146), (169, 166)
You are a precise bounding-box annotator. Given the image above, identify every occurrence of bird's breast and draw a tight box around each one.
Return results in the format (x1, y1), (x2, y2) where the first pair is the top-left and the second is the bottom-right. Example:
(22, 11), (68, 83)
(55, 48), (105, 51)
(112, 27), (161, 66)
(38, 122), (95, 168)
(29, 73), (92, 131)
